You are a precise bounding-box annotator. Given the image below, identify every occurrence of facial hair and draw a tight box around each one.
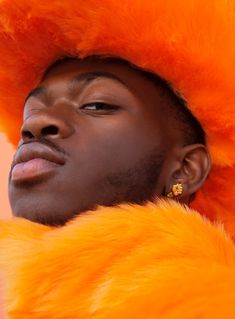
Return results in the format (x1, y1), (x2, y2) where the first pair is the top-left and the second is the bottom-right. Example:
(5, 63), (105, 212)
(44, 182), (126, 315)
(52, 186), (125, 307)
(93, 148), (165, 208)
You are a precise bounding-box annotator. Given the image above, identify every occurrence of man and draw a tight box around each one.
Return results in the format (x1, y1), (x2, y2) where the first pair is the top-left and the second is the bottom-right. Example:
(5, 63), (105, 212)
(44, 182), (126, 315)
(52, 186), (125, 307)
(0, 0), (235, 318)
(9, 56), (210, 226)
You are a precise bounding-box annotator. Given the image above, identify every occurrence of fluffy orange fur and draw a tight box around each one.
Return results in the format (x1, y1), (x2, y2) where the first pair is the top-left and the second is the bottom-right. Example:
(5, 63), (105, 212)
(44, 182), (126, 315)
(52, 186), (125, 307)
(0, 0), (235, 235)
(1, 201), (235, 318)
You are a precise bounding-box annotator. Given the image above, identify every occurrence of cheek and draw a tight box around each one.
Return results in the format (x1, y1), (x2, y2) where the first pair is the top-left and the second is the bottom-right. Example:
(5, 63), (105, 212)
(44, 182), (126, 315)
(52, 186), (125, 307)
(68, 120), (163, 177)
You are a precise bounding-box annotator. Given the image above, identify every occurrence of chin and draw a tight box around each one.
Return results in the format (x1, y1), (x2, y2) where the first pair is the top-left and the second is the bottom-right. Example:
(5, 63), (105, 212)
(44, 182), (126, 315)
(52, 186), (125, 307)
(11, 202), (79, 226)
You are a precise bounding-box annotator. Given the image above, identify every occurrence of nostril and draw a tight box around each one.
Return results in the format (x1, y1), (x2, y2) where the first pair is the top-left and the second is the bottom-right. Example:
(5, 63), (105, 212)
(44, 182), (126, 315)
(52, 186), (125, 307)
(41, 125), (59, 136)
(22, 130), (34, 139)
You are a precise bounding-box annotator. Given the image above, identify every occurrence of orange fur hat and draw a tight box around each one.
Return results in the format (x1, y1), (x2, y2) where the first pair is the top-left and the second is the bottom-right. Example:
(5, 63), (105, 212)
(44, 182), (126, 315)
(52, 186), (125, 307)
(0, 0), (234, 234)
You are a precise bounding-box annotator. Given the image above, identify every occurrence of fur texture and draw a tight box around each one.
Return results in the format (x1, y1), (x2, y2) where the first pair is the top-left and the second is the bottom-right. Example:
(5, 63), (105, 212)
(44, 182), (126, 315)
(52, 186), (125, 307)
(1, 201), (235, 318)
(0, 0), (234, 235)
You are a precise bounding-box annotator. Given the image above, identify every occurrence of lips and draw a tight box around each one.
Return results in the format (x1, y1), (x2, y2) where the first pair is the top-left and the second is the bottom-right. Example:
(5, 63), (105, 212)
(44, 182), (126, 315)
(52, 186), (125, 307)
(11, 142), (66, 183)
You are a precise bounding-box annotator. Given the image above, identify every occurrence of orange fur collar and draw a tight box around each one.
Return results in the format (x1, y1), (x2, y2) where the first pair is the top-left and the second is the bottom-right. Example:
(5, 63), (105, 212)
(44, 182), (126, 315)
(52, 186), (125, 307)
(1, 201), (235, 318)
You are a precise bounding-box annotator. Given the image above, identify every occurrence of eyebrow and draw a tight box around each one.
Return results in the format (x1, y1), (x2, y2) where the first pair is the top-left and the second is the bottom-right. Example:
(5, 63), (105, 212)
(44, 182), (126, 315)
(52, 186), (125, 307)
(24, 87), (47, 104)
(24, 72), (127, 104)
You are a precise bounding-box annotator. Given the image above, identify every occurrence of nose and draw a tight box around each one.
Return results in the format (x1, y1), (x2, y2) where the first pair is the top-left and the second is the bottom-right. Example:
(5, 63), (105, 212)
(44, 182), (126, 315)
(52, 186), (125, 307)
(21, 111), (74, 141)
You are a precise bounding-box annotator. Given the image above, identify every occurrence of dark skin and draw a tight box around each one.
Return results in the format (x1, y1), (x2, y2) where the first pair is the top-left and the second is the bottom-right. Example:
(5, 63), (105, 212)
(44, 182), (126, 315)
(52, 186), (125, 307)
(8, 58), (211, 226)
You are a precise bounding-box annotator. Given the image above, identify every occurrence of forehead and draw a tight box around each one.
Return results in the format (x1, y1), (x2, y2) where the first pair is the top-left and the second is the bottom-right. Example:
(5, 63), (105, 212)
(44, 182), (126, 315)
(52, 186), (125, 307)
(40, 57), (157, 93)
(43, 57), (142, 80)
(36, 58), (171, 115)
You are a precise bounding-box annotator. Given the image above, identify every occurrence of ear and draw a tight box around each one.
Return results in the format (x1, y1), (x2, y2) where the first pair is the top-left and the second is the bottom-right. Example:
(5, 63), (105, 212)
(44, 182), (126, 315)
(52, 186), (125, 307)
(165, 144), (211, 203)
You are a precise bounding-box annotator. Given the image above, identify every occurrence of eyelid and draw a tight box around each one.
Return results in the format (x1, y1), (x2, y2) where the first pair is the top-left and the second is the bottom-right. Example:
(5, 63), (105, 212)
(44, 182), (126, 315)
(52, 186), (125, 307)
(79, 102), (121, 115)
(80, 102), (120, 110)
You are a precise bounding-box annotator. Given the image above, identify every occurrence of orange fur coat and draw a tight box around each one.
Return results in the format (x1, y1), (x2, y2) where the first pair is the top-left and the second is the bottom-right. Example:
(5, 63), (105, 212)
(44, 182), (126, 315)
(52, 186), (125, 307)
(1, 200), (235, 318)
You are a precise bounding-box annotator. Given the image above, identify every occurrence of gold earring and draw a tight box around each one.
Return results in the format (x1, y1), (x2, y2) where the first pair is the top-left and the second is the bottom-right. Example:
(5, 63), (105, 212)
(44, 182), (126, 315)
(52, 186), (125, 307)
(167, 183), (183, 198)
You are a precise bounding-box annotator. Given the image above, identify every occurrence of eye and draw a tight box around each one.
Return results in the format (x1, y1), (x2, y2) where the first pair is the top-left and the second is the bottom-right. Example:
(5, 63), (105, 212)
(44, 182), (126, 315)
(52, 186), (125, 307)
(80, 102), (119, 114)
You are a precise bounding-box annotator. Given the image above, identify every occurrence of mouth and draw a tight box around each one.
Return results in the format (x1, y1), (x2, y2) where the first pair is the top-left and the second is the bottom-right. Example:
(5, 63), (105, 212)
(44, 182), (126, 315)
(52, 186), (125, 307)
(10, 142), (66, 184)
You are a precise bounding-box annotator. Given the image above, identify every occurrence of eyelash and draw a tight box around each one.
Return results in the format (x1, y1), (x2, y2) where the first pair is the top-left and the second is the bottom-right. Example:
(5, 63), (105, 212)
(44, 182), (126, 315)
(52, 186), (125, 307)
(80, 102), (119, 113)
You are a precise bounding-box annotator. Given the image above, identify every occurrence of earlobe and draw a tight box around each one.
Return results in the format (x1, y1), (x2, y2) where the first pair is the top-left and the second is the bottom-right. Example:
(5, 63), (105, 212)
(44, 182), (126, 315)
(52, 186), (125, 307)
(165, 144), (211, 202)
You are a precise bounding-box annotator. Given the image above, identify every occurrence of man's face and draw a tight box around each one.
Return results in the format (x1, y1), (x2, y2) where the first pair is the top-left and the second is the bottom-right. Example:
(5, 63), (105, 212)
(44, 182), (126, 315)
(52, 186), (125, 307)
(8, 58), (178, 225)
